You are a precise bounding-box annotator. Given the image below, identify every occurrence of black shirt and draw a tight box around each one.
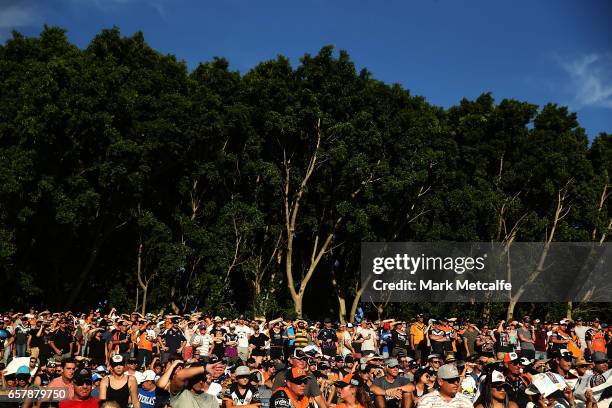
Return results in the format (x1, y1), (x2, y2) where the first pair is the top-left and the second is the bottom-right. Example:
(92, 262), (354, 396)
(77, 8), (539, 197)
(51, 329), (73, 353)
(270, 329), (285, 347)
(163, 328), (186, 353)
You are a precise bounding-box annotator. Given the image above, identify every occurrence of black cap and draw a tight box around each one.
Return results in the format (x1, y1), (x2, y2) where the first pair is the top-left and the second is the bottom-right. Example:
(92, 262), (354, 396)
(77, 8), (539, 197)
(74, 368), (92, 384)
(324, 317), (332, 323)
(344, 355), (354, 363)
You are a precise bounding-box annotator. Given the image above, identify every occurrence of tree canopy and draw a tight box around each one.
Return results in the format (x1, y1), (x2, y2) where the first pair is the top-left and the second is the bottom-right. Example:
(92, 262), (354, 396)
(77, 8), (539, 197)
(1, 27), (610, 321)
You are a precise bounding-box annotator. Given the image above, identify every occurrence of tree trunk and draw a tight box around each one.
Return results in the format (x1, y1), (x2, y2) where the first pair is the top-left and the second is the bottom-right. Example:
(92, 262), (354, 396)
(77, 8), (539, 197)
(566, 301), (572, 320)
(337, 295), (347, 324)
(294, 294), (303, 319)
(141, 282), (149, 315)
(135, 285), (139, 312)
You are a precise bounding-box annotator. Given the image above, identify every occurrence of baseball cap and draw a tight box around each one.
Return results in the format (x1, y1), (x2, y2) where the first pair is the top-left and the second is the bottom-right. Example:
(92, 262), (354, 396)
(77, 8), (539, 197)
(92, 373), (103, 382)
(437, 364), (460, 380)
(137, 370), (157, 384)
(110, 354), (124, 366)
(292, 349), (307, 360)
(575, 357), (588, 366)
(95, 365), (108, 373)
(593, 352), (608, 363)
(236, 366), (251, 377)
(491, 370), (507, 384)
(385, 358), (400, 368)
(554, 349), (573, 359)
(346, 323), (353, 328)
(286, 368), (308, 383)
(445, 353), (457, 363)
(16, 366), (30, 376)
(334, 374), (363, 388)
(74, 368), (93, 385)
(503, 352), (520, 363)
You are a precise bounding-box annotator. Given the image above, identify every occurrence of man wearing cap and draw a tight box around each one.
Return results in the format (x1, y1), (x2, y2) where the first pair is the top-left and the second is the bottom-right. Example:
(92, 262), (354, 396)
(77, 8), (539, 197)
(49, 318), (75, 361)
(137, 370), (158, 408)
(417, 364), (471, 408)
(517, 319), (536, 361)
(270, 368), (313, 408)
(371, 358), (413, 408)
(317, 318), (338, 358)
(428, 320), (448, 358)
(585, 319), (608, 356)
(503, 352), (529, 408)
(224, 365), (262, 408)
(271, 349), (326, 408)
(161, 318), (186, 364)
(341, 323), (355, 357)
(358, 321), (378, 357)
(552, 349), (578, 382)
(574, 356), (591, 377)
(592, 352), (609, 374)
(59, 368), (98, 408)
(410, 315), (428, 364)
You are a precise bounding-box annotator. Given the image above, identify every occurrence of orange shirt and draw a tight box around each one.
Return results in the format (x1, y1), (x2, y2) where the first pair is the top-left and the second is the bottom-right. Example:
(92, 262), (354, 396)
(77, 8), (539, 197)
(137, 332), (153, 351)
(410, 323), (427, 345)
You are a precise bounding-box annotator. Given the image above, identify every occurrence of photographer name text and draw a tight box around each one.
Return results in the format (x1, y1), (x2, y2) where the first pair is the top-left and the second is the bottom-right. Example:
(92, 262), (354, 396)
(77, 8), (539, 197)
(372, 279), (512, 291)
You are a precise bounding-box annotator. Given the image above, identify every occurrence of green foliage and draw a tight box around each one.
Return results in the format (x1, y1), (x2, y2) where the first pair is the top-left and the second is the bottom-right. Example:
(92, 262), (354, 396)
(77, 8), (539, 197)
(0, 27), (609, 318)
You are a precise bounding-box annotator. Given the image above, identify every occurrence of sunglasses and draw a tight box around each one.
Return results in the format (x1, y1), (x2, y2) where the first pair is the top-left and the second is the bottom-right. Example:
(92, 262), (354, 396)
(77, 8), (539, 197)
(431, 361), (442, 364)
(289, 377), (309, 385)
(492, 384), (507, 391)
(443, 378), (460, 384)
(75, 380), (93, 386)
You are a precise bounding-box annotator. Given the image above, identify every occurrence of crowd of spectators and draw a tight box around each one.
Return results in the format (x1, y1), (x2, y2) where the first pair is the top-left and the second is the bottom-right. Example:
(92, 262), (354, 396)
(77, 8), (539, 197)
(0, 309), (610, 408)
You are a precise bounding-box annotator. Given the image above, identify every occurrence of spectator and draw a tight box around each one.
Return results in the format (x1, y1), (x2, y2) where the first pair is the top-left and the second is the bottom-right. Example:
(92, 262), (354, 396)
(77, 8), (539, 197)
(49, 318), (75, 361)
(168, 361), (224, 408)
(269, 368), (312, 408)
(223, 365), (261, 408)
(474, 370), (518, 408)
(48, 357), (77, 400)
(136, 370), (158, 408)
(59, 368), (98, 408)
(334, 375), (371, 408)
(99, 354), (140, 408)
(318, 318), (338, 358)
(417, 364), (472, 408)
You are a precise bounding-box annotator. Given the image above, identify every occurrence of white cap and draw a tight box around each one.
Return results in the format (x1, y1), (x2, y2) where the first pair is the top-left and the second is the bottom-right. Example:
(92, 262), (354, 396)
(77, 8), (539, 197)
(137, 370), (156, 384)
(491, 370), (506, 383)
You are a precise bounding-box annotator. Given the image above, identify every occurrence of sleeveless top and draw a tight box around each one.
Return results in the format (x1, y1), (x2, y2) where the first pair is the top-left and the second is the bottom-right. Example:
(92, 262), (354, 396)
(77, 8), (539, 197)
(105, 376), (130, 408)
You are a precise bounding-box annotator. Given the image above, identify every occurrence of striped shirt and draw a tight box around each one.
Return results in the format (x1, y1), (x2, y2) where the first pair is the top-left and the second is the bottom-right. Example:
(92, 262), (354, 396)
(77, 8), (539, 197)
(417, 390), (473, 408)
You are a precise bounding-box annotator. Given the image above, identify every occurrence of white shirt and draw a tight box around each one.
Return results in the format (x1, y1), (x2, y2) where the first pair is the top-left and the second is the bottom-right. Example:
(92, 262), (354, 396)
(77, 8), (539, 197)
(358, 328), (377, 351)
(206, 381), (223, 404)
(417, 390), (473, 408)
(235, 325), (253, 348)
(341, 331), (353, 356)
(573, 325), (588, 351)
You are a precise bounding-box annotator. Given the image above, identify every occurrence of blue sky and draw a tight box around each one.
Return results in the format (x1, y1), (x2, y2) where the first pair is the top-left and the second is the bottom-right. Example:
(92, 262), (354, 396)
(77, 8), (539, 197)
(2, 0), (611, 139)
